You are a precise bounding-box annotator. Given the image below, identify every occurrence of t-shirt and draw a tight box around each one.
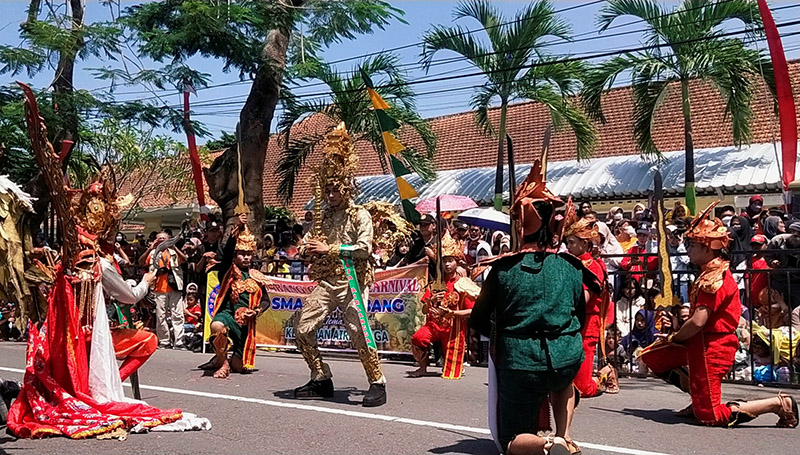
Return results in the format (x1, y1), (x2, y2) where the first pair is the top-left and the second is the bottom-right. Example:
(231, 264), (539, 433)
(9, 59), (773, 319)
(185, 304), (201, 325)
(155, 250), (172, 293)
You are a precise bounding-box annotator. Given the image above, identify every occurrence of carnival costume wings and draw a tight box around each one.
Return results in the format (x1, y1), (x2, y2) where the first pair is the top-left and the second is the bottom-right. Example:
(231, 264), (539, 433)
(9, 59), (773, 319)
(7, 83), (186, 439)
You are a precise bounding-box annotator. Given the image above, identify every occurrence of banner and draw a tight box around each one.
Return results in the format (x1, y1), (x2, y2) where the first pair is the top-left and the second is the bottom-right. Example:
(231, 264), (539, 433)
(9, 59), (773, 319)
(256, 264), (428, 353)
(203, 270), (219, 343)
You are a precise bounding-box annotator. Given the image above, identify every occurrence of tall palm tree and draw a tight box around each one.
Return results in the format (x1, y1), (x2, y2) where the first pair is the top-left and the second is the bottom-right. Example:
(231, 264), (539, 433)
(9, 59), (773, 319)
(582, 0), (773, 214)
(421, 0), (596, 211)
(276, 53), (436, 202)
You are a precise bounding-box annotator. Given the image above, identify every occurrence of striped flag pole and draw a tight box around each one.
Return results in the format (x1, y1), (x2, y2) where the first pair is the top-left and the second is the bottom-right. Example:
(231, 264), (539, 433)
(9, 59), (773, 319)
(361, 68), (421, 223)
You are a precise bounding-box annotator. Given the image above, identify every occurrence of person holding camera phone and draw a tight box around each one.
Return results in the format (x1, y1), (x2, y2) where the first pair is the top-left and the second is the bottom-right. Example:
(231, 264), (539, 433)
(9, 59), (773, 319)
(141, 230), (187, 349)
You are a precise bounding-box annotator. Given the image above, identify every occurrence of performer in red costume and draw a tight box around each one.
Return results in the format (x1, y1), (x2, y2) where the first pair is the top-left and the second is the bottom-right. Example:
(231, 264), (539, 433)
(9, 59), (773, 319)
(562, 218), (619, 398)
(410, 232), (479, 380)
(7, 83), (198, 439)
(640, 202), (798, 428)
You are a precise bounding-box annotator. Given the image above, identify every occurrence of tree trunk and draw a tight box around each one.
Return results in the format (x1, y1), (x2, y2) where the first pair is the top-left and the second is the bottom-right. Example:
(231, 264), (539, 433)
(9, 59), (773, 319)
(52, 0), (84, 150)
(681, 79), (696, 215)
(204, 2), (302, 240)
(493, 100), (508, 211)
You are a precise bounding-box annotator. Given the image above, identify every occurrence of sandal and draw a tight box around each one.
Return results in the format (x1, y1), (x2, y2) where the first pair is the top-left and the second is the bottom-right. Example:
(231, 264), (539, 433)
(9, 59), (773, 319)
(776, 392), (798, 428)
(198, 356), (221, 370)
(604, 366), (620, 394)
(565, 438), (582, 455)
(547, 437), (570, 455)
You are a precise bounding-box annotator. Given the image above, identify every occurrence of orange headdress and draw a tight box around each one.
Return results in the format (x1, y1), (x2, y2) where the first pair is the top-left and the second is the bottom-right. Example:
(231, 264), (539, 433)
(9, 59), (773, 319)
(235, 224), (257, 252)
(686, 201), (730, 250)
(563, 217), (600, 245)
(511, 159), (563, 238)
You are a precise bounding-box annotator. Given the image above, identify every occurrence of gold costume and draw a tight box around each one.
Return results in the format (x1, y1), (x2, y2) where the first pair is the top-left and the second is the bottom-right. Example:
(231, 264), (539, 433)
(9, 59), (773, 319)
(294, 125), (385, 385)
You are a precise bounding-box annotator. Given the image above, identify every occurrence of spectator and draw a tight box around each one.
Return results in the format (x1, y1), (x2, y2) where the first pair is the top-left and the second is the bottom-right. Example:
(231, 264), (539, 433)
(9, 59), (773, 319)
(499, 235), (511, 254)
(386, 238), (412, 268)
(621, 309), (657, 375)
(667, 225), (691, 303)
(490, 231), (504, 256)
(597, 221), (624, 291)
(141, 231), (187, 349)
(632, 203), (646, 221)
(606, 206), (624, 224)
(292, 224), (304, 246)
(762, 215), (785, 240)
(261, 233), (277, 274)
(742, 195), (764, 228)
(302, 211), (314, 235)
(451, 220), (468, 241)
(620, 227), (658, 282)
(464, 225), (483, 265)
(719, 205), (736, 226)
(616, 221), (637, 252)
(197, 220), (223, 273)
(579, 201), (593, 219)
(748, 234), (770, 311)
(616, 277), (645, 337)
(767, 220), (800, 250)
(0, 303), (21, 341)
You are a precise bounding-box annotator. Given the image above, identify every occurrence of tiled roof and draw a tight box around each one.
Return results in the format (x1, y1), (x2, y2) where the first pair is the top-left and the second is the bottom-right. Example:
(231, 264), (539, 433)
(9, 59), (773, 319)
(266, 61), (799, 214)
(121, 151), (220, 209)
(135, 61), (800, 215)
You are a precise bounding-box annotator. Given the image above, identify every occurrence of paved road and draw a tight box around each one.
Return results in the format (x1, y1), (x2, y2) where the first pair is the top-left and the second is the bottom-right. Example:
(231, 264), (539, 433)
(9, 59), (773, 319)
(0, 342), (797, 454)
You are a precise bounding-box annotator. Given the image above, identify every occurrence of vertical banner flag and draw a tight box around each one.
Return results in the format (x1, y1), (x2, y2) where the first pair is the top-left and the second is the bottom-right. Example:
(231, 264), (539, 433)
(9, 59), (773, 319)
(757, 0), (797, 192)
(361, 68), (421, 223)
(183, 81), (207, 217)
(203, 271), (220, 346)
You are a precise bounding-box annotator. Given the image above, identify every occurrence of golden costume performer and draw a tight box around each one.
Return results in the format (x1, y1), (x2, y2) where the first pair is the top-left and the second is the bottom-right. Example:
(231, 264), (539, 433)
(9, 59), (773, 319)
(292, 124), (386, 407)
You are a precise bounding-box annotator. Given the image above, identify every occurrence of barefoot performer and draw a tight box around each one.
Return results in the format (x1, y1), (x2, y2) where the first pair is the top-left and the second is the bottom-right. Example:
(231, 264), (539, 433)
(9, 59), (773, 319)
(201, 213), (271, 378)
(292, 124), (387, 407)
(640, 201), (798, 428)
(470, 159), (603, 455)
(562, 218), (619, 397)
(410, 231), (479, 379)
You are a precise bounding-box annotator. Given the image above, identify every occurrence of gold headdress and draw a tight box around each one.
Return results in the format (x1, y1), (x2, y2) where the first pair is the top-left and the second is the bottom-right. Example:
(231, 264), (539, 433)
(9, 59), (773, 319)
(440, 231), (465, 261)
(313, 123), (359, 203)
(72, 178), (133, 242)
(686, 201), (729, 250)
(563, 218), (600, 245)
(235, 225), (257, 252)
(363, 201), (415, 261)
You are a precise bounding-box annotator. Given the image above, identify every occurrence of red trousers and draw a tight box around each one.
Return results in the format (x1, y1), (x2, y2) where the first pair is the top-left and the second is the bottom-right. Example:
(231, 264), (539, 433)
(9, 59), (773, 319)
(111, 328), (158, 381)
(574, 336), (600, 398)
(412, 323), (449, 349)
(640, 333), (738, 426)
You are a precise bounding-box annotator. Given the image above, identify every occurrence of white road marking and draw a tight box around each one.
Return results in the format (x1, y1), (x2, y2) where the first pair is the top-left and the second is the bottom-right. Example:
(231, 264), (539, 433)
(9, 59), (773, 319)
(0, 366), (670, 455)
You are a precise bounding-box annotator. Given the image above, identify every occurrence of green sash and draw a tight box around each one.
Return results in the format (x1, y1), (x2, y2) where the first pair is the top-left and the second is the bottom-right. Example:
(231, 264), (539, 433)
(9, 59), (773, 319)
(339, 245), (376, 350)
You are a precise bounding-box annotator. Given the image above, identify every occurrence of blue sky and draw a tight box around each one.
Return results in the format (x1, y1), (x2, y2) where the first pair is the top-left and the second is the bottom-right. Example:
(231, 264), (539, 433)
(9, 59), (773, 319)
(1, 0), (798, 141)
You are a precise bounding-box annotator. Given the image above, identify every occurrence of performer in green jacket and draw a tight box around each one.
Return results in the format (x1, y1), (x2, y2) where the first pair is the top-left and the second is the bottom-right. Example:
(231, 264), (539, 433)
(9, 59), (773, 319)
(471, 159), (599, 455)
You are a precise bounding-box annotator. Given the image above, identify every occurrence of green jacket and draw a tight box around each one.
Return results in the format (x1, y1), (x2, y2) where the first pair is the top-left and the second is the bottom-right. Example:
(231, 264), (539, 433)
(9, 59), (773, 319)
(471, 252), (586, 372)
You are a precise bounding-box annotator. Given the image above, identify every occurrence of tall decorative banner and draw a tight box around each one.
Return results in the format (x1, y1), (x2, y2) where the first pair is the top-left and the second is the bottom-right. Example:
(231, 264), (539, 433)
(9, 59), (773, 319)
(652, 171), (674, 331)
(203, 271), (220, 345)
(757, 0), (797, 192)
(360, 68), (422, 223)
(258, 264), (428, 354)
(182, 81), (207, 213)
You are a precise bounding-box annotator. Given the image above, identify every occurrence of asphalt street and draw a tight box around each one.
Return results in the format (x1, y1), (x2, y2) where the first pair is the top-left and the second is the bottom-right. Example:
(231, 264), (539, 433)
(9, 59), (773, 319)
(0, 342), (797, 455)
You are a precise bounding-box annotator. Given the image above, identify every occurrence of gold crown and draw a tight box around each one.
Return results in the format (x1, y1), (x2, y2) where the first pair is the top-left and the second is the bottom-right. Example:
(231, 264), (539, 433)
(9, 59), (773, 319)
(313, 123), (359, 202)
(235, 225), (257, 252)
(686, 201), (730, 250)
(440, 231), (465, 260)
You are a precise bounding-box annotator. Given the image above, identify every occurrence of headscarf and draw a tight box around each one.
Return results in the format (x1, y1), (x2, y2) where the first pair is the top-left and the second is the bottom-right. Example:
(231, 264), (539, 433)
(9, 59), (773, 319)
(597, 221), (624, 269)
(762, 216), (783, 240)
(728, 215), (752, 268)
(752, 322), (799, 365)
(621, 309), (658, 351)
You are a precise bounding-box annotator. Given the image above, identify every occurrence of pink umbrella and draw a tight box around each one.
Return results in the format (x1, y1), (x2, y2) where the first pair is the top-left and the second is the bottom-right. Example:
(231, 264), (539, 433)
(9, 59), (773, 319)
(415, 195), (478, 213)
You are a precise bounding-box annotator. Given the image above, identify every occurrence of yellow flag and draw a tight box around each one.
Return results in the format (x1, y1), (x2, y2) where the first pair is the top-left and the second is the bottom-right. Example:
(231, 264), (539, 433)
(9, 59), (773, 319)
(395, 176), (418, 199)
(382, 131), (405, 155)
(203, 270), (219, 344)
(367, 88), (391, 110)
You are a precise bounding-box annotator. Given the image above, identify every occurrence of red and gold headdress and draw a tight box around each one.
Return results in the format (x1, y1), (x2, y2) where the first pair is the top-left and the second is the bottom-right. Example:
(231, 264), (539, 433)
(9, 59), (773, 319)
(686, 201), (730, 250)
(235, 225), (257, 252)
(511, 159), (563, 238)
(563, 217), (600, 245)
(440, 231), (465, 261)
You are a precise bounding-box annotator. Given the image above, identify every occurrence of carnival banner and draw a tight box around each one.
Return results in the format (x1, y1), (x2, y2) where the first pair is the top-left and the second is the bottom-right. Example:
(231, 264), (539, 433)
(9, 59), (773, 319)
(257, 263), (428, 354)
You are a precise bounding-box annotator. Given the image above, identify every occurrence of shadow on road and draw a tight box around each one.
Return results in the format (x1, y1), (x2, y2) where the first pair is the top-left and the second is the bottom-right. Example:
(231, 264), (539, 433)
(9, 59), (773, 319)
(273, 387), (364, 406)
(429, 438), (498, 455)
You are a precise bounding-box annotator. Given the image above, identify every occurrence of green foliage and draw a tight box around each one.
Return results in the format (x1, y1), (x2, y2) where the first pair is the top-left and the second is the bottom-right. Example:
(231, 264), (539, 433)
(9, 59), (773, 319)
(421, 0), (596, 160)
(276, 53), (436, 202)
(264, 205), (295, 223)
(582, 0), (773, 156)
(204, 131), (238, 151)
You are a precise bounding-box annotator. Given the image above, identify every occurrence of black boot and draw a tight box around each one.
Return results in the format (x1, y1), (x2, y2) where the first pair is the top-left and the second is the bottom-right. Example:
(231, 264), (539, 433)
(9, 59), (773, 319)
(294, 379), (334, 399)
(362, 383), (386, 407)
(0, 378), (21, 425)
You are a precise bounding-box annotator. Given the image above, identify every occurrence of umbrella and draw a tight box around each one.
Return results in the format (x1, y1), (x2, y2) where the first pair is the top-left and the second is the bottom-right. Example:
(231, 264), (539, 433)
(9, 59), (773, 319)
(457, 207), (511, 233)
(416, 195), (477, 213)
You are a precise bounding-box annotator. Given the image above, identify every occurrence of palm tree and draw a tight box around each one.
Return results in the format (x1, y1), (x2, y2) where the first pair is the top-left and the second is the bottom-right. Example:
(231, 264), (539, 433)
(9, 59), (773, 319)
(421, 0), (596, 211)
(276, 53), (436, 202)
(582, 0), (773, 214)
